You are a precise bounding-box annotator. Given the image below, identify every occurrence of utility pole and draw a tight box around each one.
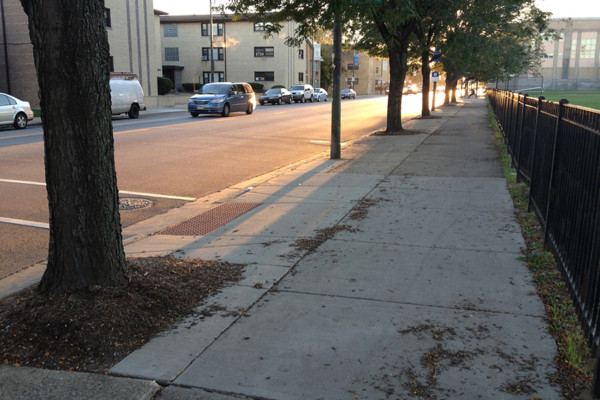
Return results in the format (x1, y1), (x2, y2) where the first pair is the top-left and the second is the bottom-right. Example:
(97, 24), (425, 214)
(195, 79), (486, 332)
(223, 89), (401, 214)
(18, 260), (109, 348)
(330, 4), (341, 159)
(210, 0), (215, 83)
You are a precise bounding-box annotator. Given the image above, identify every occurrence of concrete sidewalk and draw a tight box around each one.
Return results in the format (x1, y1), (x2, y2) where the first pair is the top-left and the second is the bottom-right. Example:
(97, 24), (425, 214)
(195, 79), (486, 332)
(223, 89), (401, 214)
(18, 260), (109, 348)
(0, 98), (562, 399)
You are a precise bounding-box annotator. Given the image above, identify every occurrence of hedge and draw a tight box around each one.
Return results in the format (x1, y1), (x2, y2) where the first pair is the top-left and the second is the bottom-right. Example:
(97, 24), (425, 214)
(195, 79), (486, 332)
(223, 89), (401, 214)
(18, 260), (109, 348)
(157, 77), (173, 95)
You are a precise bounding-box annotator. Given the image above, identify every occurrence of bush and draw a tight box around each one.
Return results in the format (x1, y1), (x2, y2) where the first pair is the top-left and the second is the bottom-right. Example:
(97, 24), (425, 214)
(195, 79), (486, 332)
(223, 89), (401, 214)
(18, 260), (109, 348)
(157, 77), (173, 95)
(271, 85), (285, 89)
(249, 82), (264, 92)
(182, 83), (202, 93)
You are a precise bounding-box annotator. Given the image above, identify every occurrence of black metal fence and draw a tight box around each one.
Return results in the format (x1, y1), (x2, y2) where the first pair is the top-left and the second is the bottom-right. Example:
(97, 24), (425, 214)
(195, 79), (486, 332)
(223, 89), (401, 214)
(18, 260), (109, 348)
(488, 88), (600, 394)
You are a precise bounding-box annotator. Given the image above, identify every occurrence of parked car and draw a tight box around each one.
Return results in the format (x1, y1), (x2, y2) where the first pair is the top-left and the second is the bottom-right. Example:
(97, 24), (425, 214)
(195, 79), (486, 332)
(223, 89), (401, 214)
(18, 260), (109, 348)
(0, 92), (34, 129)
(188, 82), (256, 117)
(110, 78), (146, 119)
(341, 88), (356, 99)
(259, 88), (292, 105)
(313, 88), (328, 102)
(402, 84), (420, 95)
(289, 84), (314, 103)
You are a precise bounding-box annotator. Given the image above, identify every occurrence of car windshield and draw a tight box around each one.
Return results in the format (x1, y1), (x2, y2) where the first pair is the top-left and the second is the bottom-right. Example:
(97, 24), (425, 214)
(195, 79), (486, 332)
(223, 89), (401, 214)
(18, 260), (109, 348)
(314, 89), (321, 93)
(290, 85), (304, 90)
(201, 83), (230, 95)
(341, 89), (350, 93)
(265, 89), (280, 95)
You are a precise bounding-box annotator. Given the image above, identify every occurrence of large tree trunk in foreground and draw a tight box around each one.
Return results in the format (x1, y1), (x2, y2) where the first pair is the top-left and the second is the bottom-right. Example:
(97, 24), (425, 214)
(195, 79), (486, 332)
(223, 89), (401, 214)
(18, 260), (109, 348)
(20, 0), (127, 295)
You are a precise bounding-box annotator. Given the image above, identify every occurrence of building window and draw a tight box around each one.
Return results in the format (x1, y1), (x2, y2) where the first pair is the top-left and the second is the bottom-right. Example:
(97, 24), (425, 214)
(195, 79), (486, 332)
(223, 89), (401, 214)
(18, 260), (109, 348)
(298, 72), (304, 82)
(375, 67), (379, 74)
(165, 47), (179, 61)
(254, 22), (273, 31)
(579, 32), (598, 67)
(105, 8), (111, 28)
(255, 71), (274, 81)
(202, 47), (224, 61)
(201, 23), (223, 36)
(254, 47), (274, 57)
(298, 49), (304, 59)
(164, 24), (178, 37)
(203, 72), (225, 84)
(109, 56), (114, 72)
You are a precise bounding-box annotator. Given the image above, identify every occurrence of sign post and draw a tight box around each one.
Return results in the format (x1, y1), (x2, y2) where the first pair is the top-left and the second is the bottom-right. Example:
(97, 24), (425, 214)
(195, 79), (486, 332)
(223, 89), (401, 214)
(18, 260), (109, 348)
(431, 71), (439, 111)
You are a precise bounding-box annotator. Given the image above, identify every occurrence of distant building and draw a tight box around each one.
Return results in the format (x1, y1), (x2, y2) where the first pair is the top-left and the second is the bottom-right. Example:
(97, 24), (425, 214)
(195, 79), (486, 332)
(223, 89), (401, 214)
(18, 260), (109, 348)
(341, 51), (390, 95)
(0, 0), (162, 107)
(494, 18), (600, 91)
(159, 14), (319, 91)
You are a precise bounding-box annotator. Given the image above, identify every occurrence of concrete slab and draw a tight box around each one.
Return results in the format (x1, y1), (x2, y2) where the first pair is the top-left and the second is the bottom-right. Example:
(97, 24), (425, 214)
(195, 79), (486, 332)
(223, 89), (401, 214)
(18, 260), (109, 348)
(0, 365), (160, 400)
(110, 285), (266, 383)
(279, 240), (544, 315)
(125, 234), (200, 258)
(174, 292), (560, 400)
(338, 204), (524, 252)
(373, 176), (515, 212)
(178, 235), (301, 267)
(157, 386), (244, 400)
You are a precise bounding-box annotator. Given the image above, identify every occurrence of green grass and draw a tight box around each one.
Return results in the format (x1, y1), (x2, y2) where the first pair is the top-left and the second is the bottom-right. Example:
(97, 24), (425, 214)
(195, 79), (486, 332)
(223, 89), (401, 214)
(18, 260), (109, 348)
(520, 90), (600, 110)
(33, 108), (42, 118)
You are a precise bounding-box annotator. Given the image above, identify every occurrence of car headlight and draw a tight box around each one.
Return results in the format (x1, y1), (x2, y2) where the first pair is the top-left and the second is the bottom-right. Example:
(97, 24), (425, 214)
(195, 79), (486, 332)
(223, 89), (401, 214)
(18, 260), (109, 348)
(211, 98), (225, 104)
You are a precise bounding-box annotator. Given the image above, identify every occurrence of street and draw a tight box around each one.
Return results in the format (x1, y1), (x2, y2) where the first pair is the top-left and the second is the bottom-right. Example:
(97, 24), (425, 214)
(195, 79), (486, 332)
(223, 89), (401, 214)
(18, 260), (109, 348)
(0, 94), (426, 279)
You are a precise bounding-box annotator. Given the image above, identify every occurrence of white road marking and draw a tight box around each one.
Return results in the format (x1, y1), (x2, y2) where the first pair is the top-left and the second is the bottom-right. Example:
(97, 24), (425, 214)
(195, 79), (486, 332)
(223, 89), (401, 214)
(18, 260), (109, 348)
(0, 179), (196, 201)
(0, 217), (49, 229)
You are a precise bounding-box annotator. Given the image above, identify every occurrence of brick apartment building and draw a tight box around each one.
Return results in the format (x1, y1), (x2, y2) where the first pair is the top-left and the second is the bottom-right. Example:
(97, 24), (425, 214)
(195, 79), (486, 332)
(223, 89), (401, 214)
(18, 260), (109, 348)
(0, 0), (161, 107)
(160, 14), (320, 92)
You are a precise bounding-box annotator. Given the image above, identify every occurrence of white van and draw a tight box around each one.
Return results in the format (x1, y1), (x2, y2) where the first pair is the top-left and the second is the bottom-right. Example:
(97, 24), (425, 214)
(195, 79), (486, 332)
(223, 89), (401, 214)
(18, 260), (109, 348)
(110, 78), (146, 119)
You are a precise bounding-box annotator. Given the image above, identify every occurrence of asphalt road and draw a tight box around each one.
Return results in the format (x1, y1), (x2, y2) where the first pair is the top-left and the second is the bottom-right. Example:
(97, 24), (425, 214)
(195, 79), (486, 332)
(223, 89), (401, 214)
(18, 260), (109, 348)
(0, 94), (424, 279)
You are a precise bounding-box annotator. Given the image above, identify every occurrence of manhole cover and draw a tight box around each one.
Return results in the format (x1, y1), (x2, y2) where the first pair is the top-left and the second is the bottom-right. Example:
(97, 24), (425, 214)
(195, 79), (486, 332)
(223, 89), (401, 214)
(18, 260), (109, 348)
(119, 197), (154, 210)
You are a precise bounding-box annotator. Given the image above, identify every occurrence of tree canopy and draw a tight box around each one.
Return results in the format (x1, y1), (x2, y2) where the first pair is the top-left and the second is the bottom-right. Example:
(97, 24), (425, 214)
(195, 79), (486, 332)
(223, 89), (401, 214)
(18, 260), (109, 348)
(228, 0), (550, 129)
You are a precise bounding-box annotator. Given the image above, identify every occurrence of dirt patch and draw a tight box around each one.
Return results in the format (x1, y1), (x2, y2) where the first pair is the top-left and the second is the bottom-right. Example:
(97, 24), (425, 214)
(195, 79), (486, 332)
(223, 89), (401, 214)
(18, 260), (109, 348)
(0, 257), (244, 373)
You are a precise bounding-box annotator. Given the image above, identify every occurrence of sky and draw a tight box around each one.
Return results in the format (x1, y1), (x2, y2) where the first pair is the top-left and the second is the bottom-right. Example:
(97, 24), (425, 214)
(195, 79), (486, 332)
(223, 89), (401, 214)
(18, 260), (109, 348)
(153, 0), (599, 19)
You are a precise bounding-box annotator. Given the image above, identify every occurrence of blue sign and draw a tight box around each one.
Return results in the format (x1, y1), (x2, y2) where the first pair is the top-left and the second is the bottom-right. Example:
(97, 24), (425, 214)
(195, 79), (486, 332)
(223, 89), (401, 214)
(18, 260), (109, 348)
(354, 52), (359, 67)
(432, 72), (439, 78)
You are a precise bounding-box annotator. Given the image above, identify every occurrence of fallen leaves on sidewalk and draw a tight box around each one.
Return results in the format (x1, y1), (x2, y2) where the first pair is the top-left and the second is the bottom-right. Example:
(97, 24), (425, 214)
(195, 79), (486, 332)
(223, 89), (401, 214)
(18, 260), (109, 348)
(0, 257), (243, 373)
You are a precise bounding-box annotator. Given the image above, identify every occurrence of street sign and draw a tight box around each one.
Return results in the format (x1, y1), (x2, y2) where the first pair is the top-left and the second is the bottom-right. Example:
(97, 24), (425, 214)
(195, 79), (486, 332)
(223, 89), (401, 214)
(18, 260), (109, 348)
(354, 52), (359, 67)
(432, 71), (439, 82)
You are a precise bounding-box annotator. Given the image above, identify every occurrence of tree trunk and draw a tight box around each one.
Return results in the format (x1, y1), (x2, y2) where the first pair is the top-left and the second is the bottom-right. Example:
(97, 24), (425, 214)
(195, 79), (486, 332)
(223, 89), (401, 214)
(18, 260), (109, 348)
(420, 51), (431, 117)
(385, 43), (410, 133)
(20, 0), (127, 295)
(451, 80), (458, 103)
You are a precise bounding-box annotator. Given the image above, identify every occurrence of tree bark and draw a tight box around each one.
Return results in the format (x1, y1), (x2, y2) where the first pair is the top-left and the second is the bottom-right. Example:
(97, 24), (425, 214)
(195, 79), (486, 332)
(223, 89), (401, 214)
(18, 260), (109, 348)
(20, 0), (127, 295)
(420, 51), (431, 117)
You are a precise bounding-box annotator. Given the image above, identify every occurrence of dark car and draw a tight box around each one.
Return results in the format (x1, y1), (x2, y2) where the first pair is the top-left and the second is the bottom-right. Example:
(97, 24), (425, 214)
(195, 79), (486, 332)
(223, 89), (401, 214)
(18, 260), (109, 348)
(259, 88), (293, 105)
(188, 82), (256, 117)
(341, 88), (356, 99)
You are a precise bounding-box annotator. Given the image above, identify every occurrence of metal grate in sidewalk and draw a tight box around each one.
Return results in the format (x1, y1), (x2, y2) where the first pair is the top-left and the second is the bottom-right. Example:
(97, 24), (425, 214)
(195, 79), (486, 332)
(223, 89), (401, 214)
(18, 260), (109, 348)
(158, 203), (261, 236)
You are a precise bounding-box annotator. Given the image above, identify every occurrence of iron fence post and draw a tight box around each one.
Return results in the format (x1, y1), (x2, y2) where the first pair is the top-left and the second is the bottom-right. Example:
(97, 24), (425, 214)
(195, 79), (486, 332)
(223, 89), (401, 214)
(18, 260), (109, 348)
(527, 96), (545, 213)
(515, 94), (528, 182)
(543, 99), (569, 247)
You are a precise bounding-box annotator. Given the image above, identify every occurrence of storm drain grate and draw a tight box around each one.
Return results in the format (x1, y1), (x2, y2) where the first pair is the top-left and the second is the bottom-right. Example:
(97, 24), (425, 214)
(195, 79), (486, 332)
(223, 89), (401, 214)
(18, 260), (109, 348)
(159, 203), (261, 236)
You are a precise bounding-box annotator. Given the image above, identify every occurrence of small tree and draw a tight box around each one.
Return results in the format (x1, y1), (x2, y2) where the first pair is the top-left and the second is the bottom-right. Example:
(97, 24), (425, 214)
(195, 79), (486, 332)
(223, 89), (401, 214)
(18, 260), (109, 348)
(20, 0), (127, 295)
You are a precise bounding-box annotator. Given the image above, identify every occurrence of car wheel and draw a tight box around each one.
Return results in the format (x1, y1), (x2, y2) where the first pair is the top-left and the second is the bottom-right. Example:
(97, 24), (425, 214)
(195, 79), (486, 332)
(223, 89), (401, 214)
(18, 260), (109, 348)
(221, 103), (231, 117)
(190, 112), (199, 117)
(301, 97), (305, 103)
(287, 98), (291, 104)
(128, 104), (140, 119)
(324, 97), (327, 102)
(246, 103), (254, 114)
(14, 112), (28, 129)
(259, 101), (264, 106)
(277, 98), (282, 105)
(309, 96), (314, 102)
